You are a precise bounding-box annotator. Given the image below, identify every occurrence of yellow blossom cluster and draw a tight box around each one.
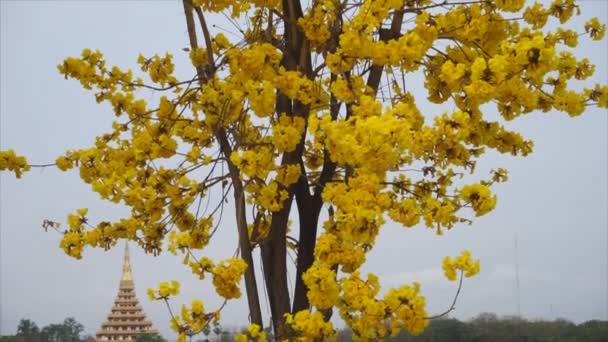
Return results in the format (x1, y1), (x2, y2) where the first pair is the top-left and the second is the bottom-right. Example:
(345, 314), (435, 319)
(549, 0), (579, 24)
(170, 298), (221, 342)
(58, 208), (89, 259)
(231, 147), (275, 180)
(0, 150), (30, 178)
(213, 33), (231, 51)
(586, 84), (608, 108)
(337, 272), (387, 340)
(285, 310), (334, 341)
(442, 250), (481, 281)
(271, 115), (306, 153)
(211, 258), (248, 299)
(189, 48), (208, 68)
(384, 282), (429, 336)
(329, 76), (368, 104)
(494, 0), (525, 12)
(302, 264), (339, 310)
(274, 69), (328, 108)
(167, 216), (212, 254)
(523, 3), (549, 29)
(275, 164), (301, 187)
(459, 183), (497, 217)
(255, 181), (288, 212)
(337, 272), (428, 340)
(179, 300), (207, 332)
(298, 0), (336, 50)
(235, 324), (267, 342)
(389, 198), (422, 228)
(138, 52), (176, 86)
(321, 174), (391, 244)
(192, 0), (280, 18)
(227, 43), (282, 81)
(187, 256), (215, 280)
(57, 49), (109, 90)
(314, 233), (366, 272)
(585, 17), (606, 40)
(147, 280), (180, 300)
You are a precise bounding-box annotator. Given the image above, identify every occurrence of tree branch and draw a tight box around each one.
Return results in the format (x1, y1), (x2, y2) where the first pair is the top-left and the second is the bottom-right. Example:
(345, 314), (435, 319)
(428, 270), (465, 320)
(182, 0), (263, 328)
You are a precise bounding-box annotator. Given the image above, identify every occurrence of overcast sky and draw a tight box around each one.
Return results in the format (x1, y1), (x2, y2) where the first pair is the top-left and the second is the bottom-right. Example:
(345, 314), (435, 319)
(1, 0), (607, 340)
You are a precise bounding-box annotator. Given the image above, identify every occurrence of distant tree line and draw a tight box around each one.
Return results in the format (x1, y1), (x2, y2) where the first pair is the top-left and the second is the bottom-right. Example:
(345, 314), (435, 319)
(4, 314), (606, 341)
(0, 318), (164, 342)
(335, 313), (608, 342)
(0, 318), (87, 342)
(0, 318), (241, 342)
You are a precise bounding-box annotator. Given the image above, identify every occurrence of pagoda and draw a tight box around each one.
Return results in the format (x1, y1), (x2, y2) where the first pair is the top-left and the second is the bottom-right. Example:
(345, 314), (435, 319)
(96, 244), (160, 341)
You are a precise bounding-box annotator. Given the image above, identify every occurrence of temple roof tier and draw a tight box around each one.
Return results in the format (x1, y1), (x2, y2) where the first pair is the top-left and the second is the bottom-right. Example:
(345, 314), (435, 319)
(100, 320), (153, 327)
(97, 328), (158, 335)
(106, 313), (146, 319)
(109, 307), (144, 313)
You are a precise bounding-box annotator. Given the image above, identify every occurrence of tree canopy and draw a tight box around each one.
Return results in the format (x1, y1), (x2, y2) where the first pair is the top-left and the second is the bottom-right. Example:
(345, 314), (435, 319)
(135, 334), (165, 342)
(381, 315), (608, 342)
(4, 318), (84, 342)
(16, 319), (39, 337)
(1, 0), (606, 341)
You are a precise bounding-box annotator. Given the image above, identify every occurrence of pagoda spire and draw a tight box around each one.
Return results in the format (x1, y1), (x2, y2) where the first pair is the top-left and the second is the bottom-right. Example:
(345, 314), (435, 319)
(96, 242), (161, 341)
(121, 242), (133, 284)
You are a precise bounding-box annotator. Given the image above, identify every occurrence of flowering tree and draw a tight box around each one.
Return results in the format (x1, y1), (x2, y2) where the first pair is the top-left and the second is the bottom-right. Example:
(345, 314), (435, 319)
(1, 0), (606, 341)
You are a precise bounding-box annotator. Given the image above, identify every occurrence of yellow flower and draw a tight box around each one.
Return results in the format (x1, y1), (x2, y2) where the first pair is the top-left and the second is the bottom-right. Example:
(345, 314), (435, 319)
(384, 282), (428, 335)
(212, 258), (247, 299)
(59, 231), (84, 259)
(257, 181), (288, 212)
(389, 198), (421, 227)
(586, 84), (608, 108)
(230, 147), (274, 180)
(147, 288), (156, 301)
(549, 0), (578, 24)
(55, 156), (73, 171)
(247, 323), (267, 341)
(443, 250), (481, 281)
(460, 183), (497, 217)
(495, 0), (525, 12)
(191, 300), (204, 315)
(276, 164), (301, 187)
(553, 90), (586, 117)
(158, 282), (171, 297)
(286, 311), (334, 340)
(0, 150), (31, 178)
(271, 115), (306, 152)
(439, 61), (466, 90)
(302, 264), (339, 309)
(523, 3), (549, 29)
(585, 17), (606, 40)
(170, 280), (180, 295)
(189, 48), (208, 68)
(298, 2), (335, 49)
(214, 33), (230, 49)
(157, 280), (180, 298)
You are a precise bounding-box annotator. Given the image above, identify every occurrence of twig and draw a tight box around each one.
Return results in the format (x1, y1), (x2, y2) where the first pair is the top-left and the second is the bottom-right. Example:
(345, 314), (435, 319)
(428, 270), (464, 319)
